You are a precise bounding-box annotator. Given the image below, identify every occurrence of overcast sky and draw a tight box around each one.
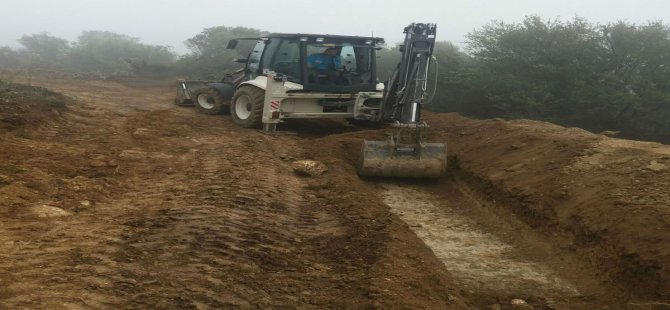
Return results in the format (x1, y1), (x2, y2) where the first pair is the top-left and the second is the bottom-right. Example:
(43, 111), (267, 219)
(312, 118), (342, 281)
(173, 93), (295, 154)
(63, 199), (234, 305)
(1, 0), (668, 54)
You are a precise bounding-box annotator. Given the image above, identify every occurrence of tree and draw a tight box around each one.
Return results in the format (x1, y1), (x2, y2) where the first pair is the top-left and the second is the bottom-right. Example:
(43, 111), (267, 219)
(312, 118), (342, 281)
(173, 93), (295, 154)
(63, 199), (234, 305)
(462, 16), (670, 142)
(376, 45), (401, 81)
(0, 46), (20, 68)
(465, 16), (607, 118)
(179, 26), (264, 78)
(600, 21), (670, 139)
(17, 32), (70, 67)
(426, 41), (473, 112)
(65, 30), (176, 76)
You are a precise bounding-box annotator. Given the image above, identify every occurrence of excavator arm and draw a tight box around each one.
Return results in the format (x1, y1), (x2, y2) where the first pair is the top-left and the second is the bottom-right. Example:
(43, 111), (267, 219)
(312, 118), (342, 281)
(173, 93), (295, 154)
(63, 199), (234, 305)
(357, 23), (447, 178)
(382, 23), (437, 123)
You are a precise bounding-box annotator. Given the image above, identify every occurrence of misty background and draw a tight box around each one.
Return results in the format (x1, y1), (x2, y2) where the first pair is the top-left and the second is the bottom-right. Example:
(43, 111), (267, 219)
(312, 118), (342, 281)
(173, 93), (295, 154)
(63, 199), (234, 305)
(1, 0), (668, 53)
(1, 0), (670, 142)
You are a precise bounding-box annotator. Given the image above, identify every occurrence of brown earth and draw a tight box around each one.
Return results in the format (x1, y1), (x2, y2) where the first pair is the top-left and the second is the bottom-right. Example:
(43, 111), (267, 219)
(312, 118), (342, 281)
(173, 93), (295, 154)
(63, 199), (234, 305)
(0, 74), (669, 309)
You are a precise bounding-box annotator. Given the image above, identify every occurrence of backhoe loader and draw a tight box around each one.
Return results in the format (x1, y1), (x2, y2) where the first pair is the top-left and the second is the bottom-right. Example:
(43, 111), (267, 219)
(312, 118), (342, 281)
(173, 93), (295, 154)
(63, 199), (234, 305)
(176, 23), (446, 178)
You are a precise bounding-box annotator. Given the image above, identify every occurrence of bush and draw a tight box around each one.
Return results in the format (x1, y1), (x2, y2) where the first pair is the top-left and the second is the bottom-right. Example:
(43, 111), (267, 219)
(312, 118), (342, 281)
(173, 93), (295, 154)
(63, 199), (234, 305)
(65, 31), (176, 76)
(451, 16), (670, 142)
(178, 26), (264, 79)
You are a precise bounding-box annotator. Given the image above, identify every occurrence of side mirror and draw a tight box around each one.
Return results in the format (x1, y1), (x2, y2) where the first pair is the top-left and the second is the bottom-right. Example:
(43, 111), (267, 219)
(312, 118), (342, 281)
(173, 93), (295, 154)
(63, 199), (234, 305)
(227, 39), (238, 49)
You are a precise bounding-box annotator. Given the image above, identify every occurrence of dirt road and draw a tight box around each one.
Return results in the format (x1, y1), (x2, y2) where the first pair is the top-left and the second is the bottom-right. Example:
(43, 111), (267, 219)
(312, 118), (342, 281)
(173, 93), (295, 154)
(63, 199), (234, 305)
(1, 75), (669, 308)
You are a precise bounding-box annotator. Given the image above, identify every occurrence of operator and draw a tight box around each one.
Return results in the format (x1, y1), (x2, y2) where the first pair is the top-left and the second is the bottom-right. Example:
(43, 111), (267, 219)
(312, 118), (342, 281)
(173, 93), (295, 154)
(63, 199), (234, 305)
(307, 47), (342, 83)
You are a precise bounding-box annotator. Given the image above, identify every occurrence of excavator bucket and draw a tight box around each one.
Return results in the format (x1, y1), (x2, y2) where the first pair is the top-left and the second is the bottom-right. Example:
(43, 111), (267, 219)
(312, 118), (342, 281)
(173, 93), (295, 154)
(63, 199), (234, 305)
(357, 140), (447, 178)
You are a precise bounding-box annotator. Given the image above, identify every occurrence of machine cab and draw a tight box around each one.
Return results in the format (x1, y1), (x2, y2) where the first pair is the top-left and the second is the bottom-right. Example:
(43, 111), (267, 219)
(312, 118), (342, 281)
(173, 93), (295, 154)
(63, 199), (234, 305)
(229, 34), (385, 93)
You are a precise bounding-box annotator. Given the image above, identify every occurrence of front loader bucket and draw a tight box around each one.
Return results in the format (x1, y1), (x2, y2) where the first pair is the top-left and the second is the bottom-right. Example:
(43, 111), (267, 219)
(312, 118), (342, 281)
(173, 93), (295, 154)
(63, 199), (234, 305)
(357, 140), (447, 178)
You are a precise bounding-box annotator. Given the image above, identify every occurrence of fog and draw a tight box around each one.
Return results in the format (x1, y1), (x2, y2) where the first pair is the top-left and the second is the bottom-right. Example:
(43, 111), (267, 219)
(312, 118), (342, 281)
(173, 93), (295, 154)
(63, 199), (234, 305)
(1, 0), (668, 54)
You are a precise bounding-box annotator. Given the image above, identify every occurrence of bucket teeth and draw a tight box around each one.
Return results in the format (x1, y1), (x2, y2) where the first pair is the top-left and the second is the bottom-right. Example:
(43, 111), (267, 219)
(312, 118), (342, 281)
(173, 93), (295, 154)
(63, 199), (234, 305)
(356, 140), (447, 178)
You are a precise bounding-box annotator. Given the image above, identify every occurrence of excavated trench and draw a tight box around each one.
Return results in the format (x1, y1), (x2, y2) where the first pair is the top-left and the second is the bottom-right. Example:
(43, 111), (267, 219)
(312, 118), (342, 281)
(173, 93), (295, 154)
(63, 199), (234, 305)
(382, 183), (580, 297)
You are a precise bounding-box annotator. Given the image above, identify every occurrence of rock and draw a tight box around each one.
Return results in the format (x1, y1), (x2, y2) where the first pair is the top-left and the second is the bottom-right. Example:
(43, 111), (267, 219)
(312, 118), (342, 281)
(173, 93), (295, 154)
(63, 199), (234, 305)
(646, 160), (667, 172)
(505, 163), (526, 172)
(292, 160), (327, 177)
(79, 200), (91, 208)
(490, 304), (502, 310)
(279, 154), (294, 161)
(511, 299), (528, 305)
(89, 154), (107, 161)
(147, 152), (174, 160)
(30, 205), (71, 218)
(511, 299), (534, 309)
(89, 160), (107, 167)
(107, 159), (119, 167)
(509, 143), (525, 150)
(119, 150), (147, 161)
(132, 128), (154, 139)
(600, 130), (620, 137)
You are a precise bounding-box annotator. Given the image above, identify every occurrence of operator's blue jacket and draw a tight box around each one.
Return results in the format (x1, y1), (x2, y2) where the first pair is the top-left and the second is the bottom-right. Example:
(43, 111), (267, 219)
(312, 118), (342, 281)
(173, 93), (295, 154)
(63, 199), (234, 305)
(307, 53), (342, 70)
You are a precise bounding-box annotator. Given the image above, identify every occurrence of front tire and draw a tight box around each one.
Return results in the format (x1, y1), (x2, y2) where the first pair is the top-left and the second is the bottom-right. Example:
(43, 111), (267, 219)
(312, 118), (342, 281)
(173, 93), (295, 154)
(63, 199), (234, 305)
(230, 86), (265, 128)
(193, 87), (229, 115)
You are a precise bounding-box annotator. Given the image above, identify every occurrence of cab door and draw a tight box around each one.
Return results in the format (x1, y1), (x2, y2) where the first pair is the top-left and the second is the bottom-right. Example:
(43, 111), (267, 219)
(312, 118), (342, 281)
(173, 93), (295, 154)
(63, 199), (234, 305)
(245, 40), (265, 80)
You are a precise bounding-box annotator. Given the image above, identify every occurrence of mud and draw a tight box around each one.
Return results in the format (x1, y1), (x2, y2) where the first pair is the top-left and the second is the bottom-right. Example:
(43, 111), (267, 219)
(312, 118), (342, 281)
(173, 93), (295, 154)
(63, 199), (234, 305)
(0, 73), (669, 308)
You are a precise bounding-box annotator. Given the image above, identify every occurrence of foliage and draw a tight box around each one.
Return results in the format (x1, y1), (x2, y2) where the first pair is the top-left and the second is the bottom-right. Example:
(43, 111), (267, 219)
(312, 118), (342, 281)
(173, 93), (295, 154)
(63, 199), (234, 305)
(376, 46), (401, 81)
(436, 16), (670, 142)
(7, 31), (176, 77)
(17, 32), (70, 67)
(65, 31), (176, 76)
(178, 26), (264, 79)
(0, 46), (21, 68)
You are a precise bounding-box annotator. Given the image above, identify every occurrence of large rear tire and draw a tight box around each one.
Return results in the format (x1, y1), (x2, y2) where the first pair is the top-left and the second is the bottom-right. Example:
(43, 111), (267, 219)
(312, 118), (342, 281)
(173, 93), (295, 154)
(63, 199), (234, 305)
(193, 87), (229, 115)
(230, 86), (265, 128)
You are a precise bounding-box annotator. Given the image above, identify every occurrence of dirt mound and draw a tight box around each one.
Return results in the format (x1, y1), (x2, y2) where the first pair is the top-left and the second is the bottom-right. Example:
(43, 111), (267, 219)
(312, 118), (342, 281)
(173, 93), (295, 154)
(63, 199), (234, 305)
(423, 113), (670, 300)
(0, 80), (70, 132)
(0, 81), (115, 220)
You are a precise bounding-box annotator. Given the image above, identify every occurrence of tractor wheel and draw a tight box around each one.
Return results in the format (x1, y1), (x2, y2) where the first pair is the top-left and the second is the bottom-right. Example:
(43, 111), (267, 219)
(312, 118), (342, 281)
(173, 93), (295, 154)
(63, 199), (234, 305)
(193, 87), (229, 115)
(230, 86), (264, 128)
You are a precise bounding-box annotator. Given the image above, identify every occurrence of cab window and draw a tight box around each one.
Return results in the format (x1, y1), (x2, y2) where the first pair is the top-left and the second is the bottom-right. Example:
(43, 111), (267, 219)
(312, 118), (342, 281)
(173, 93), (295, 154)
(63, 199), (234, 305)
(246, 41), (264, 79)
(267, 39), (301, 83)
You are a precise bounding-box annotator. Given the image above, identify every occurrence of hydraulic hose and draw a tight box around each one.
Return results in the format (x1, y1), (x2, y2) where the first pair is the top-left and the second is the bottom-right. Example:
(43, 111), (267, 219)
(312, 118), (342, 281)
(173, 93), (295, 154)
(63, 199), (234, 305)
(424, 56), (439, 105)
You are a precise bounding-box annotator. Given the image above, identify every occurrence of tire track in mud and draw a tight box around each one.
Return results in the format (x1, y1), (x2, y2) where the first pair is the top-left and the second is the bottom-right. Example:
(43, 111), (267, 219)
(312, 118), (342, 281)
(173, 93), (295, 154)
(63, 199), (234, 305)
(112, 139), (302, 308)
(0, 112), (351, 308)
(103, 132), (352, 308)
(0, 78), (379, 309)
(96, 121), (357, 308)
